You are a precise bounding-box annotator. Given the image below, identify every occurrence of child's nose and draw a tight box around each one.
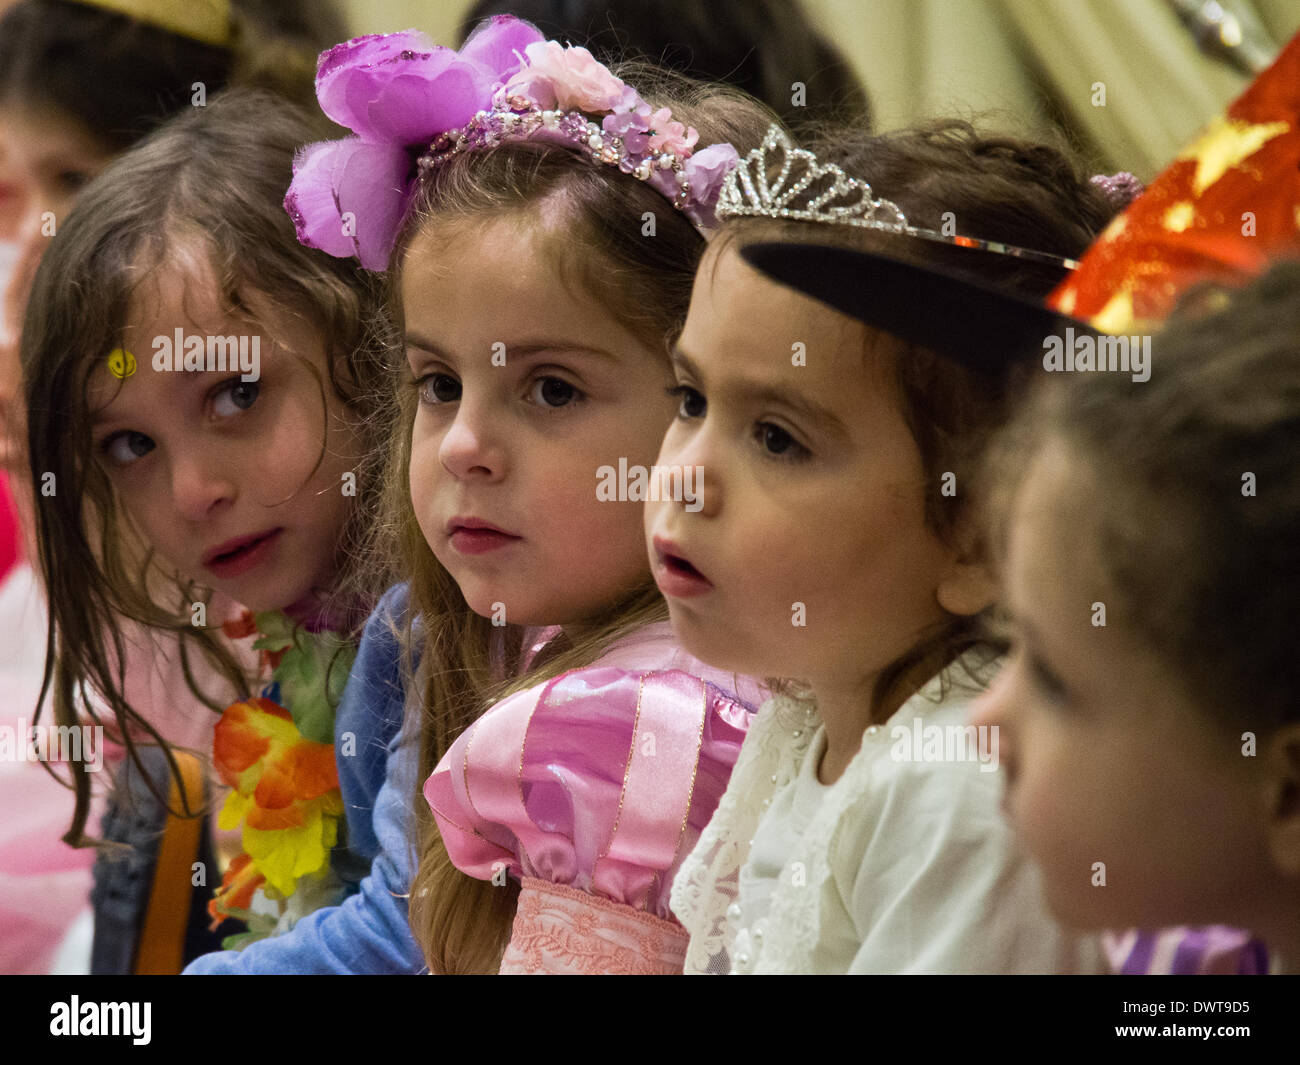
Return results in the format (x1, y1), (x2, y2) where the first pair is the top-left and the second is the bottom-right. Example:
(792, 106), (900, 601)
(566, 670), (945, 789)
(171, 450), (236, 521)
(658, 433), (719, 517)
(439, 404), (506, 481)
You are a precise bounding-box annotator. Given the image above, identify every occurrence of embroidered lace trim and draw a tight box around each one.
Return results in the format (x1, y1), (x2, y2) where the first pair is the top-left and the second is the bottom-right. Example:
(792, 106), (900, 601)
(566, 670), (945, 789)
(669, 695), (815, 974)
(500, 877), (689, 974)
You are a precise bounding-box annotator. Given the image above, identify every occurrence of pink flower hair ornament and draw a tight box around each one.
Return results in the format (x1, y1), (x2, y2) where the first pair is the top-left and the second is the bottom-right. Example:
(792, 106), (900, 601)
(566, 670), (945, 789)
(284, 16), (741, 270)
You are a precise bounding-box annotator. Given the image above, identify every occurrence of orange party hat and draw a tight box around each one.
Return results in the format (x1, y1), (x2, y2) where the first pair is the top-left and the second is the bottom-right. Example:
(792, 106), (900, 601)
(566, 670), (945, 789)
(1050, 30), (1300, 333)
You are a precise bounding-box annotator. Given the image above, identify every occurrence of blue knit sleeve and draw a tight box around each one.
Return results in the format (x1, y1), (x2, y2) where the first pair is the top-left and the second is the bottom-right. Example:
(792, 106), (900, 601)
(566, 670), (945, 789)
(184, 585), (426, 975)
(335, 586), (410, 878)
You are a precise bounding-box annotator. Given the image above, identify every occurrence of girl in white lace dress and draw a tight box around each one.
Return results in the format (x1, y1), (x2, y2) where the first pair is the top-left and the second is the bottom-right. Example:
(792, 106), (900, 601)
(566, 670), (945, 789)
(646, 122), (1118, 973)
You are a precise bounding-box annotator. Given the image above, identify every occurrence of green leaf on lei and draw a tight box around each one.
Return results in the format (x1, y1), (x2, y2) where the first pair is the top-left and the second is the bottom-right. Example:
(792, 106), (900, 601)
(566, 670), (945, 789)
(251, 611), (357, 746)
(217, 909), (280, 951)
(220, 930), (267, 951)
(250, 611), (295, 654)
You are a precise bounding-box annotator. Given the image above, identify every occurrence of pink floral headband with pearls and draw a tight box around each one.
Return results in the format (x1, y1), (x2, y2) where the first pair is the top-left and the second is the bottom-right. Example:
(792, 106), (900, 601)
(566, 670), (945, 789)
(284, 15), (741, 270)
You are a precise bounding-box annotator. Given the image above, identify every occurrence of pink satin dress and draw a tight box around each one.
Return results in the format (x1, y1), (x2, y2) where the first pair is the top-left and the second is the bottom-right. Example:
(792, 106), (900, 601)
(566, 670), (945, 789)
(424, 622), (762, 974)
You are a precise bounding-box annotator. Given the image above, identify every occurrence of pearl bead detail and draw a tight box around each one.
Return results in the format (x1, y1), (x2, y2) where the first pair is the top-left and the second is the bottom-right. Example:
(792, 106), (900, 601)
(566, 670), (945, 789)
(415, 102), (711, 226)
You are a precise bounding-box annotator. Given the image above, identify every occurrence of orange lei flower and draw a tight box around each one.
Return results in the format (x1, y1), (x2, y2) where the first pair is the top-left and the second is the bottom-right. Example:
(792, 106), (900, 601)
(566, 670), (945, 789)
(207, 609), (354, 932)
(208, 696), (343, 926)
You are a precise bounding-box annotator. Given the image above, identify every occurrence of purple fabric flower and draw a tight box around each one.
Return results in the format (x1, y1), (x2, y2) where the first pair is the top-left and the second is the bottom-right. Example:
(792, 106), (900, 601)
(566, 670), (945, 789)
(315, 31), (425, 88)
(683, 143), (741, 226)
(286, 17), (545, 270)
(1090, 171), (1145, 210)
(316, 31), (489, 145)
(602, 100), (653, 155)
(458, 14), (545, 74)
(284, 137), (412, 271)
(283, 14), (739, 270)
(315, 21), (542, 145)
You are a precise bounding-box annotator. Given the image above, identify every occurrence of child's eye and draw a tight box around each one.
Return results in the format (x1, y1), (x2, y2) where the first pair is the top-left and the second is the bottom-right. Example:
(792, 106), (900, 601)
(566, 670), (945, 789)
(666, 384), (705, 419)
(755, 421), (810, 462)
(529, 376), (581, 408)
(56, 169), (94, 194)
(101, 430), (155, 467)
(417, 373), (461, 405)
(212, 379), (259, 417)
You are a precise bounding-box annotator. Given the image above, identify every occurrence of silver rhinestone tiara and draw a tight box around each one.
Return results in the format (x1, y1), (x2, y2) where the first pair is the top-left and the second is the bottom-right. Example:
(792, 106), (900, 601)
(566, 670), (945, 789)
(717, 125), (1080, 270)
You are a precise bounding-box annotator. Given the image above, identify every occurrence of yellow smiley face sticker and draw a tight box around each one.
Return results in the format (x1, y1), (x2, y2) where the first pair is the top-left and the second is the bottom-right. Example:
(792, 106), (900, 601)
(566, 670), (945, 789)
(107, 347), (137, 379)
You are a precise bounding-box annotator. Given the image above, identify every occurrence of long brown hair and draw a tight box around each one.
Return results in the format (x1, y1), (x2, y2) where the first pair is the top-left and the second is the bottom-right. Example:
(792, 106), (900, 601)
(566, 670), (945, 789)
(389, 68), (776, 973)
(21, 88), (398, 846)
(714, 119), (1119, 719)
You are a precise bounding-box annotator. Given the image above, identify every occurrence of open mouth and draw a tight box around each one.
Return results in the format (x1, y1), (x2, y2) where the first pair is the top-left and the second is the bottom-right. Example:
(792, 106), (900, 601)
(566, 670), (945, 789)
(662, 552), (706, 580)
(203, 528), (283, 578)
(651, 537), (714, 599)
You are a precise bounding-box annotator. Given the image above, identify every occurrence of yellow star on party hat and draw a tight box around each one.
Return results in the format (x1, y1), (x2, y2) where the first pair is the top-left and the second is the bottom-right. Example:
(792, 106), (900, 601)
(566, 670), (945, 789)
(1050, 29), (1300, 333)
(73, 0), (233, 48)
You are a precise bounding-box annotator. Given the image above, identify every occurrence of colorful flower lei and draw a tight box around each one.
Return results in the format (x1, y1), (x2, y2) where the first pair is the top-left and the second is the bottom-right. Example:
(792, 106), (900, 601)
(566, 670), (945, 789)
(207, 610), (356, 947)
(284, 15), (740, 270)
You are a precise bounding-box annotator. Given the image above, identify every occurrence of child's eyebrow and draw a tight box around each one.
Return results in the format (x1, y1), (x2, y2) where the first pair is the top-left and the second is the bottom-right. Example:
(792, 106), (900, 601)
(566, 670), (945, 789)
(405, 333), (619, 363)
(403, 333), (445, 360)
(669, 345), (704, 379)
(672, 344), (851, 440)
(87, 363), (208, 426)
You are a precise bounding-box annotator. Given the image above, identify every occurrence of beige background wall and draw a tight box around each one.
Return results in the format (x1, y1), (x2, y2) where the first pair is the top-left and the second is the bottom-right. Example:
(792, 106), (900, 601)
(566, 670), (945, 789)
(339, 0), (1300, 178)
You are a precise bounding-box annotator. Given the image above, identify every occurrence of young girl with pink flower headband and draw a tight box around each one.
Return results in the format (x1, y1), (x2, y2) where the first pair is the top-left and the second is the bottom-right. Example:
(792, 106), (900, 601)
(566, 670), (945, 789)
(285, 14), (773, 973)
(286, 16), (744, 270)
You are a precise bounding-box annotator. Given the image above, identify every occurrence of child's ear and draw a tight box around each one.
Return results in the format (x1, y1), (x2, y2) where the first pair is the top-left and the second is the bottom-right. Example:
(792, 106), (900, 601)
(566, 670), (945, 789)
(935, 516), (999, 617)
(936, 558), (998, 617)
(1263, 724), (1300, 878)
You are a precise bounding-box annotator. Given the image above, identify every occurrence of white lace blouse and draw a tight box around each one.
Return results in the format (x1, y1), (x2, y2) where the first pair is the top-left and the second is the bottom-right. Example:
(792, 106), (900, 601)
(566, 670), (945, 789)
(669, 658), (1106, 974)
